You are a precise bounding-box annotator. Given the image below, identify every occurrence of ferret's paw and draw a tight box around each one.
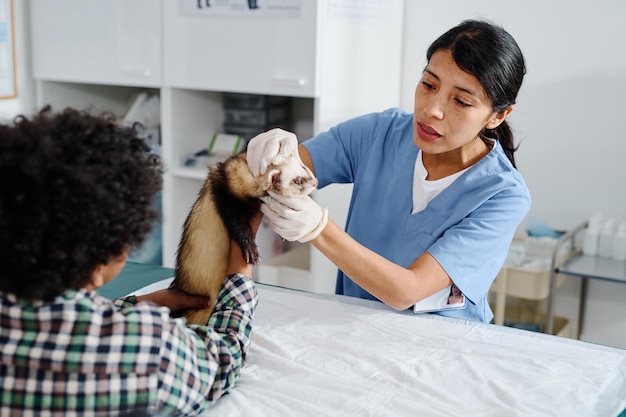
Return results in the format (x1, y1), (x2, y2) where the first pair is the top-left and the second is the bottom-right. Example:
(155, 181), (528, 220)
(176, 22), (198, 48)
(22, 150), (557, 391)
(244, 246), (261, 265)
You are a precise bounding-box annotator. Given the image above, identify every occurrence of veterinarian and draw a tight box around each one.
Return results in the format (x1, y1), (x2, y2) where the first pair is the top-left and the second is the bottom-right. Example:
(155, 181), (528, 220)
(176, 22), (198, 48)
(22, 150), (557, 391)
(0, 107), (259, 416)
(248, 19), (530, 324)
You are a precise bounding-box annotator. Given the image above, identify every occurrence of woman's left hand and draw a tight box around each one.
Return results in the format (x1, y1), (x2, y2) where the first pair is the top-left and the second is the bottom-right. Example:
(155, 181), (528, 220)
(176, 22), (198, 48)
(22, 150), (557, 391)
(261, 191), (329, 243)
(136, 288), (212, 312)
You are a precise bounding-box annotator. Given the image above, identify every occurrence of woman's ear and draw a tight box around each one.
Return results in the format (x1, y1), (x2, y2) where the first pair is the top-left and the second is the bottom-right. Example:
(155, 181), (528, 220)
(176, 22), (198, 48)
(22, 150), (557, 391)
(486, 106), (514, 129)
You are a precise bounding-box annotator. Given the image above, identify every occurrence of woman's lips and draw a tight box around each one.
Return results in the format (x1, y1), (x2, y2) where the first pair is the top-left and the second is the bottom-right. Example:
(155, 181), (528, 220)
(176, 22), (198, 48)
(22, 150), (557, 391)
(416, 122), (442, 142)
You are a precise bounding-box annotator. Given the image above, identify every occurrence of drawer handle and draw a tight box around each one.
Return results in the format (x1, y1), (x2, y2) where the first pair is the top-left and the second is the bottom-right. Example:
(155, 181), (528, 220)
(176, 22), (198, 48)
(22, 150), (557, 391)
(270, 78), (306, 87)
(120, 68), (152, 78)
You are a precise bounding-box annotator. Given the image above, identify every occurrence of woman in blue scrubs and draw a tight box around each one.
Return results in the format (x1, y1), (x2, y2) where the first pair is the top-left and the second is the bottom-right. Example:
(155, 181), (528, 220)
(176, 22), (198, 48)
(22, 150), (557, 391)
(249, 19), (530, 323)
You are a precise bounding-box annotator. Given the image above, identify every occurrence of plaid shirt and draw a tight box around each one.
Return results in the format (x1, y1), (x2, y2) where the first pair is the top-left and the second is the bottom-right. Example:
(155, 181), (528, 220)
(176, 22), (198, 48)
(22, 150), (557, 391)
(0, 273), (257, 417)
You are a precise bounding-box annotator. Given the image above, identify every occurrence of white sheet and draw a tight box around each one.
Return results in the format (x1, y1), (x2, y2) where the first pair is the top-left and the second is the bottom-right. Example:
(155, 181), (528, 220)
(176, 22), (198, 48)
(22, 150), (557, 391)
(133, 279), (626, 416)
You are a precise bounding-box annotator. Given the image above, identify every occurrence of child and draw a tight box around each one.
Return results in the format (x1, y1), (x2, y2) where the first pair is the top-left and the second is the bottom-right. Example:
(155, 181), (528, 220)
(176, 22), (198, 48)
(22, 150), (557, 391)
(0, 107), (258, 416)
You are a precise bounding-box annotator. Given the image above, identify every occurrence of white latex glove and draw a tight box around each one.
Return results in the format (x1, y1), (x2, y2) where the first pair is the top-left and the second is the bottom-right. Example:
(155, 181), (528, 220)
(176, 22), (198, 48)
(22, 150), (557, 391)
(260, 191), (329, 243)
(246, 128), (299, 176)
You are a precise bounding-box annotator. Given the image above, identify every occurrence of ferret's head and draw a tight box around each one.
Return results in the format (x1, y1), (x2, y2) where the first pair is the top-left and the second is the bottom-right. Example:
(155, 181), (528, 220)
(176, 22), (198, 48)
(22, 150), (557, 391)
(264, 154), (318, 197)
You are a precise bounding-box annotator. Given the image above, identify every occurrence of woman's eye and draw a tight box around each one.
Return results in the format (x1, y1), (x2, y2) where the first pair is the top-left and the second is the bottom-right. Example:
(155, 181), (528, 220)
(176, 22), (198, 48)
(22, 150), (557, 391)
(455, 98), (471, 108)
(421, 81), (434, 90)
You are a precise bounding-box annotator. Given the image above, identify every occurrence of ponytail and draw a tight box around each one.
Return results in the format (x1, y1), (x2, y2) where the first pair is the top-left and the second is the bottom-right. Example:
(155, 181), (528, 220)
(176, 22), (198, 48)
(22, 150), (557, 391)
(482, 120), (518, 169)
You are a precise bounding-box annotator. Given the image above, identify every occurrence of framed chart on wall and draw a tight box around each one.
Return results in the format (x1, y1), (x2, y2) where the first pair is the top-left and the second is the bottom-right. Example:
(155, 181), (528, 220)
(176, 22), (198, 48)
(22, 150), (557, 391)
(0, 0), (15, 99)
(180, 0), (303, 18)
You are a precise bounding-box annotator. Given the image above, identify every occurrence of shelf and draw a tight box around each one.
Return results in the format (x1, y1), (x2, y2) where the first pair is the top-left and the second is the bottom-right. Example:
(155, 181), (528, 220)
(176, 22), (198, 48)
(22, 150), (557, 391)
(172, 167), (210, 181)
(490, 264), (568, 301)
(36, 81), (157, 115)
(557, 254), (626, 284)
(494, 301), (570, 337)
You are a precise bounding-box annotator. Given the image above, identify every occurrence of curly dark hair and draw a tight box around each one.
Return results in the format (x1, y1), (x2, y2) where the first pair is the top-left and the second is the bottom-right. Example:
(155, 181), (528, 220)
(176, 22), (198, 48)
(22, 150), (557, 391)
(0, 106), (163, 300)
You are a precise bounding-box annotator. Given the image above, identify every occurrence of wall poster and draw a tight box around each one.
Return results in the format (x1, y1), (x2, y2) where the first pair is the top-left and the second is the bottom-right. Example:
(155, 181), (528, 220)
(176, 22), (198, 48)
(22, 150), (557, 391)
(180, 0), (303, 18)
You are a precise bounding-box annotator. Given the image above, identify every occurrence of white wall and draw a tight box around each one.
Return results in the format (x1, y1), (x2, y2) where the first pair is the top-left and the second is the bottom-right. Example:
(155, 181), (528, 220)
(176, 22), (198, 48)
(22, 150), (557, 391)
(401, 0), (626, 348)
(0, 0), (35, 121)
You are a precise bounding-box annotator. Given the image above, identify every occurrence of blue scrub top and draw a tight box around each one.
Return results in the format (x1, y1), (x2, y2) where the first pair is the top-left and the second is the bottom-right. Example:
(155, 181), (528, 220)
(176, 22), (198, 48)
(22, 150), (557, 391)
(303, 108), (531, 323)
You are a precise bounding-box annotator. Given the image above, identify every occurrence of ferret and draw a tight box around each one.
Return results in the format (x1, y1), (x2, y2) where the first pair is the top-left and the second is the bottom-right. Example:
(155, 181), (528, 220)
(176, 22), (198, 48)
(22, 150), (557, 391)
(171, 150), (317, 325)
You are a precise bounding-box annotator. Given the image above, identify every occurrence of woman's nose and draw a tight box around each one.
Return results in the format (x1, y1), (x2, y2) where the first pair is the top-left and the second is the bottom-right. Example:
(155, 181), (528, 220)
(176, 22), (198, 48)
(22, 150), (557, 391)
(424, 94), (445, 120)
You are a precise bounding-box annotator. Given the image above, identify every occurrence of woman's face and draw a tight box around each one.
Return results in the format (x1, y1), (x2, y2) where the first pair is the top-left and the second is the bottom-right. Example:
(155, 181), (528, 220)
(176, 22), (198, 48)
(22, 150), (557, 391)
(413, 49), (504, 156)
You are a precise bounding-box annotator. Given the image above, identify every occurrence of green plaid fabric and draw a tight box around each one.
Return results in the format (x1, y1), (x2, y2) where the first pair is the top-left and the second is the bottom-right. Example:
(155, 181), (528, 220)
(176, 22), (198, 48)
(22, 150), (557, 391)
(0, 273), (257, 416)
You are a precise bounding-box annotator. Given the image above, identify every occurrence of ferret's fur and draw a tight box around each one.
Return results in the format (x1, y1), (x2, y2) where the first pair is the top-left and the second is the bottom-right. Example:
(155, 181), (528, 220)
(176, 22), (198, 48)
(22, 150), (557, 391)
(171, 150), (317, 325)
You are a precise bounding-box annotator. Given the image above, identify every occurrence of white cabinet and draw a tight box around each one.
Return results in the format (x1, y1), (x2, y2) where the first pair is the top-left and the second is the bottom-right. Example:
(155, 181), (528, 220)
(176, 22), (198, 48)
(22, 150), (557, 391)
(29, 0), (405, 295)
(162, 1), (318, 97)
(30, 0), (161, 87)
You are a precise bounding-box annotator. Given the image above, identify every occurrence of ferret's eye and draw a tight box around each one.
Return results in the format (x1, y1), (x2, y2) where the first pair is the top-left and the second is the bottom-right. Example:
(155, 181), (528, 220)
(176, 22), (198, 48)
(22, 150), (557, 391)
(293, 177), (304, 185)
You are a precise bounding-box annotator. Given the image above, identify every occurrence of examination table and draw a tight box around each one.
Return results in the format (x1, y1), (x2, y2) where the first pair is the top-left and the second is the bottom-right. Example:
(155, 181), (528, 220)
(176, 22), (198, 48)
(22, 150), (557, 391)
(99, 263), (626, 416)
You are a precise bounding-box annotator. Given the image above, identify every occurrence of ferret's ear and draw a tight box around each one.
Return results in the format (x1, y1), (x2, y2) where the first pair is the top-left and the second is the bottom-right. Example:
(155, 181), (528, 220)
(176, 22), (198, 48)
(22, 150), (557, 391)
(266, 168), (281, 189)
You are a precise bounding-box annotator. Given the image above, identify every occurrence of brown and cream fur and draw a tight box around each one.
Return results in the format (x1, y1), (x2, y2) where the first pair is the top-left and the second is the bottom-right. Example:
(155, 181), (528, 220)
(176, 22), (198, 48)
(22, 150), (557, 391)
(171, 150), (317, 325)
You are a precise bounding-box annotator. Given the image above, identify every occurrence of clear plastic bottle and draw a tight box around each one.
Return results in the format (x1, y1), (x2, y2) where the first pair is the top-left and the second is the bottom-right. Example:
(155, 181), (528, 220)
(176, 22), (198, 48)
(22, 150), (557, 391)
(612, 222), (626, 261)
(582, 227), (600, 256)
(598, 219), (616, 258)
(582, 212), (603, 256)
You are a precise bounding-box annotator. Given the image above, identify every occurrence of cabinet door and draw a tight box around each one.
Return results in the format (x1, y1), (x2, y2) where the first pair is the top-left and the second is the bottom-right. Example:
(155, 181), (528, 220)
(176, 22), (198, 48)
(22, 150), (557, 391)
(30, 0), (161, 87)
(163, 1), (319, 97)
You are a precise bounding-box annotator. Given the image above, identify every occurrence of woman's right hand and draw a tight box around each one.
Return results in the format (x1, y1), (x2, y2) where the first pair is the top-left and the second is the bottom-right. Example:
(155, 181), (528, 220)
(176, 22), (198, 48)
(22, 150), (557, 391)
(246, 128), (299, 176)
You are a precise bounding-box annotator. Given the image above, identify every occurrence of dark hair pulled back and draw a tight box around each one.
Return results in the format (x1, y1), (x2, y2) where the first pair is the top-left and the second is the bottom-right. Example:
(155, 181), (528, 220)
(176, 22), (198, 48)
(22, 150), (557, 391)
(427, 19), (526, 168)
